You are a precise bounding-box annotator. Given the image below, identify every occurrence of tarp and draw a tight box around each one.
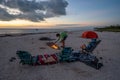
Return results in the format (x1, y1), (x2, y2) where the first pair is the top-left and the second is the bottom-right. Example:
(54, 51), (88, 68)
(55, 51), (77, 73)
(81, 31), (98, 39)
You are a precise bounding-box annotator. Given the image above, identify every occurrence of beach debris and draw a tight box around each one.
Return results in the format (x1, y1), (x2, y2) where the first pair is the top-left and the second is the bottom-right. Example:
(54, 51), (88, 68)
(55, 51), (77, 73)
(40, 47), (46, 49)
(39, 37), (55, 41)
(32, 42), (34, 44)
(9, 57), (16, 62)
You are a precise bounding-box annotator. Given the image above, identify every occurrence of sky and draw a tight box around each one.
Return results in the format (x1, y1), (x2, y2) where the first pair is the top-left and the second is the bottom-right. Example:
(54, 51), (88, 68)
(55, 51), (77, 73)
(0, 0), (120, 28)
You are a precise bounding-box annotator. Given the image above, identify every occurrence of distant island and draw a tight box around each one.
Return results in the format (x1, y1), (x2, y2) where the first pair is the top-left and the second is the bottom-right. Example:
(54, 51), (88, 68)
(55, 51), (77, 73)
(94, 25), (120, 32)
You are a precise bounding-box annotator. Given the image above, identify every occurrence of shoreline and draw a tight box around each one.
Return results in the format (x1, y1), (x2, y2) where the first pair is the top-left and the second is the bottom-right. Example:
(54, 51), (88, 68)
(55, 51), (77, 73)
(0, 30), (119, 38)
(0, 32), (57, 37)
(0, 26), (94, 36)
(0, 29), (86, 38)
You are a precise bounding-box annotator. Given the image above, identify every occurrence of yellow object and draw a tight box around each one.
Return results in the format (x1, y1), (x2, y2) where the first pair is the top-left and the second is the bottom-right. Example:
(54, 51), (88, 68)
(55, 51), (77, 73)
(51, 44), (59, 49)
(47, 42), (60, 50)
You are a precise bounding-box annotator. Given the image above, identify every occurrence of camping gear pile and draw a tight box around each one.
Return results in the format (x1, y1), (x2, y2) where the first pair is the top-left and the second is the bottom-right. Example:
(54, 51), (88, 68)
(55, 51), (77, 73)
(16, 31), (103, 69)
(58, 47), (103, 69)
(16, 46), (103, 69)
(16, 51), (58, 65)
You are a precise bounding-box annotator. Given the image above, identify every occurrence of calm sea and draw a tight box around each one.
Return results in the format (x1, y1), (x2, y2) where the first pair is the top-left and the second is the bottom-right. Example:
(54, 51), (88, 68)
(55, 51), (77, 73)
(0, 27), (94, 34)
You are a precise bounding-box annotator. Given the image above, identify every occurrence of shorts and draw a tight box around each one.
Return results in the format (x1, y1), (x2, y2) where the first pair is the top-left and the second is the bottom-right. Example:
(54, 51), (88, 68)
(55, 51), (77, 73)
(61, 36), (68, 42)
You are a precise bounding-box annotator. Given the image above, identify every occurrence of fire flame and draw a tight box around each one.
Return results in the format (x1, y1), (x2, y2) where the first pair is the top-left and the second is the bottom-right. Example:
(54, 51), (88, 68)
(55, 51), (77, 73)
(51, 44), (59, 49)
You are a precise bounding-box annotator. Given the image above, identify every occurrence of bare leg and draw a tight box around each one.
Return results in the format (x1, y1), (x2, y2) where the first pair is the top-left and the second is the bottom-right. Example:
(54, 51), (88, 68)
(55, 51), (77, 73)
(61, 40), (65, 48)
(62, 41), (65, 47)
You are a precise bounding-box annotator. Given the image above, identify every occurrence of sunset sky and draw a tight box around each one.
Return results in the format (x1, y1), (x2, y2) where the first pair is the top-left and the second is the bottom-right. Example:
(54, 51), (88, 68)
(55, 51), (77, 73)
(0, 0), (120, 28)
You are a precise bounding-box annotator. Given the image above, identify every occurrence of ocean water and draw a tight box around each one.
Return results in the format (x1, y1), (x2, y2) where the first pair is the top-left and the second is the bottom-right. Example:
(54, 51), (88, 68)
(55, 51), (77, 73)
(0, 28), (60, 34)
(0, 27), (94, 34)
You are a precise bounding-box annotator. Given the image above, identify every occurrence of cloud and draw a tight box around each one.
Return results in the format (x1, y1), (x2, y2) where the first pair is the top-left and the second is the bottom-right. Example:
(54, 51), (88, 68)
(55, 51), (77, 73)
(0, 0), (68, 22)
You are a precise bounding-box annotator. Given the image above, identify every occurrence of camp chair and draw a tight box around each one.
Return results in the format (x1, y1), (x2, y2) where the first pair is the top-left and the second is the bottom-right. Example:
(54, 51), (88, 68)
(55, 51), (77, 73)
(16, 50), (59, 65)
(71, 51), (103, 69)
(59, 47), (103, 69)
(16, 51), (38, 65)
(82, 39), (101, 53)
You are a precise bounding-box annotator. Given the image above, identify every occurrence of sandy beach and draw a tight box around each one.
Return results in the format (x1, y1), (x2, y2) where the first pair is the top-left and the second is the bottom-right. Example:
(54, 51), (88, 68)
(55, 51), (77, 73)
(0, 30), (120, 80)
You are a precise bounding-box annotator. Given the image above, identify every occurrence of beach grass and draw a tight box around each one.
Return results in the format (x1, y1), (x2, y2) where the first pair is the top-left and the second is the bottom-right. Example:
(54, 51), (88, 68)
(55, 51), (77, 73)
(94, 25), (120, 32)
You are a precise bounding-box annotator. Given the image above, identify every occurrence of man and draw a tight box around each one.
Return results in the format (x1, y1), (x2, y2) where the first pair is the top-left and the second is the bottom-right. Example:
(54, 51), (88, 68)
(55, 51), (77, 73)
(81, 39), (97, 53)
(55, 31), (68, 48)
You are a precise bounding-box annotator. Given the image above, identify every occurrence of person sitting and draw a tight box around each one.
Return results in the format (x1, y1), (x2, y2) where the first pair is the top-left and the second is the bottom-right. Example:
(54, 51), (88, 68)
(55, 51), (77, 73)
(81, 39), (100, 53)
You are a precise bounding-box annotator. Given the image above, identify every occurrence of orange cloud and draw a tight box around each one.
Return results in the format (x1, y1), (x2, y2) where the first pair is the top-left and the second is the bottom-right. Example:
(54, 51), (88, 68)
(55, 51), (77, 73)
(0, 19), (55, 28)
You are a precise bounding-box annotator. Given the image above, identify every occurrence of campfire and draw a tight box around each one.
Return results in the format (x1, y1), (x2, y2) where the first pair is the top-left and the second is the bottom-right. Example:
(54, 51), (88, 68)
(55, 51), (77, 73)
(47, 42), (60, 50)
(51, 44), (59, 50)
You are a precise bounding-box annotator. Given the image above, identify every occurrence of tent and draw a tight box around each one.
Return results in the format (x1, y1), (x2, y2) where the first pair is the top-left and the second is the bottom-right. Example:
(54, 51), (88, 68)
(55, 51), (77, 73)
(81, 31), (98, 39)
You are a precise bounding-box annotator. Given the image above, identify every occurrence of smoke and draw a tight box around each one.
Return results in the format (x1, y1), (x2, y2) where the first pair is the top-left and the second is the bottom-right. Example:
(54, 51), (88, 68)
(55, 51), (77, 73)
(0, 0), (68, 22)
